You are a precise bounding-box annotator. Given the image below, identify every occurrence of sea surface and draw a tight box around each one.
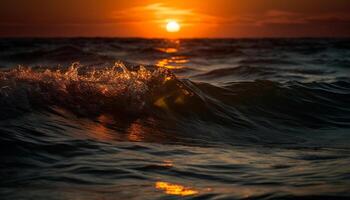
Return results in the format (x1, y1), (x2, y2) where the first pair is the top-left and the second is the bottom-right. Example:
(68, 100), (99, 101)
(0, 38), (350, 199)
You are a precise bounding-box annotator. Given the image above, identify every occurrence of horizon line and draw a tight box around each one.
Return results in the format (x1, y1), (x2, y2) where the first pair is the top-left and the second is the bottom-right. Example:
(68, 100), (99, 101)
(1, 36), (350, 39)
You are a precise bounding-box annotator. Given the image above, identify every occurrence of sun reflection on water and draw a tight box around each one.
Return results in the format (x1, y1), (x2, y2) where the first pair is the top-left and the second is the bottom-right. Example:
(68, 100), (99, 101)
(161, 160), (173, 167)
(156, 48), (178, 53)
(155, 39), (190, 70)
(156, 56), (189, 69)
(155, 181), (199, 196)
(127, 121), (144, 142)
(87, 114), (115, 141)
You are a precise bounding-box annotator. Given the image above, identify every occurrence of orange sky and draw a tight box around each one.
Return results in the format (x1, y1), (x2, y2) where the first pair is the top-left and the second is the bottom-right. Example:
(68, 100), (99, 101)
(1, 0), (350, 37)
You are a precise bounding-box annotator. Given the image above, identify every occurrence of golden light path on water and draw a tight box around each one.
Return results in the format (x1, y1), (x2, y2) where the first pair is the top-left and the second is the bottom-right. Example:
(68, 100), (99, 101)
(156, 56), (189, 69)
(156, 47), (178, 53)
(155, 40), (189, 70)
(155, 181), (199, 196)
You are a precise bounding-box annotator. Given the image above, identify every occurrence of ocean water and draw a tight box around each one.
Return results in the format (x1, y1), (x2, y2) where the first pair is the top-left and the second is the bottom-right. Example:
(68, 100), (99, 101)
(0, 38), (350, 199)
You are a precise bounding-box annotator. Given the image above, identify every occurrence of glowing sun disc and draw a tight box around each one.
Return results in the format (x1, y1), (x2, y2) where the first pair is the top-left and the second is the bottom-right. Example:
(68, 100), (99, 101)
(166, 21), (180, 32)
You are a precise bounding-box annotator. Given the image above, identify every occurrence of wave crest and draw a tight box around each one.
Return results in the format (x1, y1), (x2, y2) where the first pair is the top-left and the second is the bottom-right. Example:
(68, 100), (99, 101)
(0, 62), (176, 118)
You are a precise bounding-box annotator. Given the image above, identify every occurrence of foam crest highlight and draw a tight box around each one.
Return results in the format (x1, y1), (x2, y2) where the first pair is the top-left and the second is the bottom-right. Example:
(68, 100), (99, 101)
(0, 62), (175, 116)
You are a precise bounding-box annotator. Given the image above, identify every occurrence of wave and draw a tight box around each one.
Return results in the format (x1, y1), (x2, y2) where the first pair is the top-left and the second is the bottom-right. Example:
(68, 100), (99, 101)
(192, 65), (335, 81)
(0, 63), (177, 118)
(238, 58), (298, 66)
(0, 45), (113, 64)
(193, 66), (275, 79)
(195, 80), (350, 129)
(310, 58), (350, 68)
(1, 63), (350, 133)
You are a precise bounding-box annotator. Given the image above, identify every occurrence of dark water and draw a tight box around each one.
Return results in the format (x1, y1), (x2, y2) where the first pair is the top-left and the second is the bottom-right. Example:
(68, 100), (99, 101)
(1, 38), (350, 199)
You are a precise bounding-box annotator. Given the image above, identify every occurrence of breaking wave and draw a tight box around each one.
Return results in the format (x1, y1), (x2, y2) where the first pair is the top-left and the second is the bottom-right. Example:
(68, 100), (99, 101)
(0, 62), (177, 118)
(1, 62), (350, 137)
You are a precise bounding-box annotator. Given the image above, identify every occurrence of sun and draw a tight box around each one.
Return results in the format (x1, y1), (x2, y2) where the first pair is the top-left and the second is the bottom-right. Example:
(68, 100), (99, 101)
(166, 21), (180, 33)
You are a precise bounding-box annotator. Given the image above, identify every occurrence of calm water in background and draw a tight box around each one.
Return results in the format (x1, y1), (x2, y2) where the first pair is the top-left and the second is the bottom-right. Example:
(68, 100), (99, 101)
(0, 38), (350, 199)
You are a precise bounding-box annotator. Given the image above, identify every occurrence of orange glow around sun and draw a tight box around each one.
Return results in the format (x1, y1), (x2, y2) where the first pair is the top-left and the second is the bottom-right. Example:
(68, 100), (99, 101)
(1, 1), (349, 37)
(166, 21), (181, 33)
